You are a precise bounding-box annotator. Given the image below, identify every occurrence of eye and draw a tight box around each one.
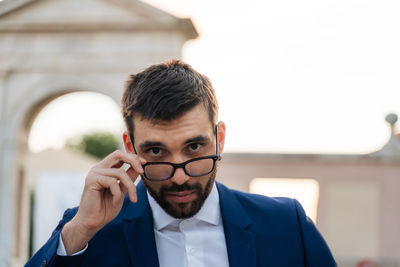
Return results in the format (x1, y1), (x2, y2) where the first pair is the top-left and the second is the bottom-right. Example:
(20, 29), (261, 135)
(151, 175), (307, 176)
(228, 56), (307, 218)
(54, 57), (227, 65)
(189, 143), (201, 152)
(149, 147), (161, 155)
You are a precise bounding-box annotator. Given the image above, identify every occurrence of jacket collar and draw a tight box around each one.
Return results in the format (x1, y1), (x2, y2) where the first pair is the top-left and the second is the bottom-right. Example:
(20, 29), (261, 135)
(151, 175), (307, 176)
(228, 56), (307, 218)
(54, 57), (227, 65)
(122, 181), (149, 222)
(121, 181), (160, 267)
(216, 182), (257, 267)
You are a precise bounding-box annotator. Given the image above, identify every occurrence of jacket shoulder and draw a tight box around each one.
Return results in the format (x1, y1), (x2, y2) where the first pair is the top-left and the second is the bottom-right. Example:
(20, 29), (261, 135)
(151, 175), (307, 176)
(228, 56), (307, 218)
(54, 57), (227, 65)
(222, 184), (299, 218)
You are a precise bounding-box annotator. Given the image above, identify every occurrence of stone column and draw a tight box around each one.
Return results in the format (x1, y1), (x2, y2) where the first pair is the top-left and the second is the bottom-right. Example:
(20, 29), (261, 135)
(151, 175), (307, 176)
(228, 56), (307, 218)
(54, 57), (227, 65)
(0, 69), (16, 267)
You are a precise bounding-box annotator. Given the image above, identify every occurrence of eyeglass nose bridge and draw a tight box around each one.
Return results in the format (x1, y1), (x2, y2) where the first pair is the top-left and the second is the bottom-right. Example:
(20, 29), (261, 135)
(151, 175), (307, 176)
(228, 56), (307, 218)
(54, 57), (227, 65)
(168, 161), (193, 178)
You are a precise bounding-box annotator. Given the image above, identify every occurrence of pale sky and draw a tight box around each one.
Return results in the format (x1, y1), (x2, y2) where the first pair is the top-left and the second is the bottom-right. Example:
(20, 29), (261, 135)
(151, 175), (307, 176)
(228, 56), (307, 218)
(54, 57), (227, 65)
(30, 0), (400, 154)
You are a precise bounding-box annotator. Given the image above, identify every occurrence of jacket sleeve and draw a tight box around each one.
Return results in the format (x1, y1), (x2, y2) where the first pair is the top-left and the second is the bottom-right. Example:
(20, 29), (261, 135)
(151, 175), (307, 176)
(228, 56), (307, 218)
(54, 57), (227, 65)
(293, 199), (337, 267)
(24, 207), (85, 267)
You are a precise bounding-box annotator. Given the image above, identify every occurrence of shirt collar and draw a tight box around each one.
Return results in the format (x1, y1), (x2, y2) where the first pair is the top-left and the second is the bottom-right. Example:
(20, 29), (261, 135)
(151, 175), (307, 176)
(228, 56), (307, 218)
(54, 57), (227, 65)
(147, 182), (221, 231)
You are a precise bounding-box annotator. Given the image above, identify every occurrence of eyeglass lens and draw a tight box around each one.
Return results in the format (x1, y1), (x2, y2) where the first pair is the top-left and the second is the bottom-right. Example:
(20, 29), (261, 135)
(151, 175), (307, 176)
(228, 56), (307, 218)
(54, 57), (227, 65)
(144, 157), (215, 181)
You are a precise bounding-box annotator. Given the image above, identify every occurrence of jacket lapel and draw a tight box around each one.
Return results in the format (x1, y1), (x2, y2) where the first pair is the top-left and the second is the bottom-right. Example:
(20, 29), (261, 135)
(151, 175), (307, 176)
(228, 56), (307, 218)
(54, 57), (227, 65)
(122, 182), (160, 267)
(217, 182), (257, 267)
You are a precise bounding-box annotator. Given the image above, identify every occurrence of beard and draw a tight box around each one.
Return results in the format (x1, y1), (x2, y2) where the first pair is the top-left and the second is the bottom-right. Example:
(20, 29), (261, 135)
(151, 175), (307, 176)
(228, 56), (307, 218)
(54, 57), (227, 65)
(142, 166), (217, 219)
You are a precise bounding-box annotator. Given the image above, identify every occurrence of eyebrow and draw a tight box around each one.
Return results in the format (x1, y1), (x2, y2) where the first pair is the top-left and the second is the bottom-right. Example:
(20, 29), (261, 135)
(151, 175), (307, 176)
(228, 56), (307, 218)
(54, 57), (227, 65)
(183, 135), (211, 145)
(139, 141), (166, 150)
(138, 135), (211, 151)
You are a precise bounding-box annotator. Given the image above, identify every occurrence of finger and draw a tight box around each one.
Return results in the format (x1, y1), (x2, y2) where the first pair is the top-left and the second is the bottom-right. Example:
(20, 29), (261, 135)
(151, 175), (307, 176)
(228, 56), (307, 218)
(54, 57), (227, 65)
(96, 150), (127, 169)
(127, 166), (144, 180)
(138, 157), (147, 165)
(96, 176), (122, 207)
(94, 168), (137, 203)
(97, 150), (145, 174)
(119, 182), (128, 195)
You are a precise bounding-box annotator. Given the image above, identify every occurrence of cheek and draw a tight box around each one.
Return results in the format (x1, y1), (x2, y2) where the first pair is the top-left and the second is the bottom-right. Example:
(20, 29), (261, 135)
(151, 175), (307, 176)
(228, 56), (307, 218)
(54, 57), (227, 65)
(196, 175), (212, 188)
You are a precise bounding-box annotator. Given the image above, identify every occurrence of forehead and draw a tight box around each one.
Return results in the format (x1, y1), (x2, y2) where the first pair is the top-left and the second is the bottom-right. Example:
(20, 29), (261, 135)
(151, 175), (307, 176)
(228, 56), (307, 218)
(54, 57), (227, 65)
(133, 105), (214, 143)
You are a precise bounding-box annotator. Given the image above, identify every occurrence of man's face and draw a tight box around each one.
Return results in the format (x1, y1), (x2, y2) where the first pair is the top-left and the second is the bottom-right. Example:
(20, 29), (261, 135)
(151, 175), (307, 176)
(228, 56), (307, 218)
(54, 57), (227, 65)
(123, 105), (225, 218)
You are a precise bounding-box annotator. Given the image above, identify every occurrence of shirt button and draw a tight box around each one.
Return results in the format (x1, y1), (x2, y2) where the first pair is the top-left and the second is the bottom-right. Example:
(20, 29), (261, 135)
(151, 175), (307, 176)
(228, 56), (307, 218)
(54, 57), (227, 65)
(189, 248), (196, 255)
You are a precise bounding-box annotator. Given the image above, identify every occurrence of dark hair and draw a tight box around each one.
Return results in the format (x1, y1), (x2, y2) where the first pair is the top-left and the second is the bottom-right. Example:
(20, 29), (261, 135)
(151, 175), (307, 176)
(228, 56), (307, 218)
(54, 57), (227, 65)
(121, 59), (218, 134)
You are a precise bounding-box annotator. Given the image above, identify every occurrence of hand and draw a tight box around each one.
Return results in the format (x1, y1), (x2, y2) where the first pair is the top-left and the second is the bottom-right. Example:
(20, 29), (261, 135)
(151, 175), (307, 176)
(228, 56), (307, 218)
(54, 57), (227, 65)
(61, 150), (146, 255)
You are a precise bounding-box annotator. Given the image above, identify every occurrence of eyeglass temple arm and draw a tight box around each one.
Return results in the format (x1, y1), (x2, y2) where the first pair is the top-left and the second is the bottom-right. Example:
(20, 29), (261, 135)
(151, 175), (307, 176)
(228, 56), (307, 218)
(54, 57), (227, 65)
(129, 134), (138, 154)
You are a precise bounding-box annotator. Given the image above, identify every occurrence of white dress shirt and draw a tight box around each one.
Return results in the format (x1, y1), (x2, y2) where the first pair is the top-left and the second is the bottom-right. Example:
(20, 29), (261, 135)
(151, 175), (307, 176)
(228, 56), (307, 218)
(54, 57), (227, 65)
(57, 183), (230, 267)
(148, 182), (229, 267)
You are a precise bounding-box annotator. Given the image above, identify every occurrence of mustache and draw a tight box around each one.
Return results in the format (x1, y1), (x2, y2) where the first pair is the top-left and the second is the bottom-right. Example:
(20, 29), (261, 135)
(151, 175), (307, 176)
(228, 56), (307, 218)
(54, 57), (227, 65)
(160, 182), (202, 193)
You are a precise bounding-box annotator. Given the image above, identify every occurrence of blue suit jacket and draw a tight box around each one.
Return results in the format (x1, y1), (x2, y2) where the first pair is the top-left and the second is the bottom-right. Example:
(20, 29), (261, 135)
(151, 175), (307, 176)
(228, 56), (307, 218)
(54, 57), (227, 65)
(26, 182), (336, 267)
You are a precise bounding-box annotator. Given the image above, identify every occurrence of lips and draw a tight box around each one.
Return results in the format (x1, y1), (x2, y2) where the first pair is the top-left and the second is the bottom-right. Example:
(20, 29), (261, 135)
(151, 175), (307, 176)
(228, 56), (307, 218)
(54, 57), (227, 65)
(167, 190), (196, 203)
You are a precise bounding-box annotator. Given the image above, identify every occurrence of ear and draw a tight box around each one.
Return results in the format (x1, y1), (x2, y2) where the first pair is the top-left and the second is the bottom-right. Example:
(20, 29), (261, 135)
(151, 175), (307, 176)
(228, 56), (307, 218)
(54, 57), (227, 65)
(122, 131), (134, 153)
(216, 121), (226, 155)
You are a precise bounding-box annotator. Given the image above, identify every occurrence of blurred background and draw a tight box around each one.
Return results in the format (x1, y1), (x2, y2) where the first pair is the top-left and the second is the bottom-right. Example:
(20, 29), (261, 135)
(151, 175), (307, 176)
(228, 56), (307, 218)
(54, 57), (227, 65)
(0, 0), (399, 266)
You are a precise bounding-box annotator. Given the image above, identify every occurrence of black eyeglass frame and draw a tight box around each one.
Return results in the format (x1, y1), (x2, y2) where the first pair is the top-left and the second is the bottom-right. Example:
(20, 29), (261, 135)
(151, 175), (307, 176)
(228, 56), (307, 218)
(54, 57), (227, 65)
(129, 125), (221, 181)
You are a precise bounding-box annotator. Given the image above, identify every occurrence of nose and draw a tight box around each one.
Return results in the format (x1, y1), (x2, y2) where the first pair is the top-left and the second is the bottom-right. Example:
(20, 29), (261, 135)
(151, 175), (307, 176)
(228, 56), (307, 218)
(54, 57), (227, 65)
(170, 167), (189, 185)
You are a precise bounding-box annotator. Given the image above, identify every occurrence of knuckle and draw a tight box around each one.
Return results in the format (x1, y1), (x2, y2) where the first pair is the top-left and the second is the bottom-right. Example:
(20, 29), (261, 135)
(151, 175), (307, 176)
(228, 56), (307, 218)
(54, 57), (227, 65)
(88, 168), (101, 178)
(117, 169), (126, 177)
(85, 171), (95, 182)
(111, 150), (121, 158)
(128, 153), (138, 162)
(112, 179), (120, 186)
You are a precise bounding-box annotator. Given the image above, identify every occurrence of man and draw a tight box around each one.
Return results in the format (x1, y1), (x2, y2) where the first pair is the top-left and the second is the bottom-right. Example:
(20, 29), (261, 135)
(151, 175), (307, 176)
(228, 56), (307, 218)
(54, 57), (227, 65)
(26, 60), (336, 267)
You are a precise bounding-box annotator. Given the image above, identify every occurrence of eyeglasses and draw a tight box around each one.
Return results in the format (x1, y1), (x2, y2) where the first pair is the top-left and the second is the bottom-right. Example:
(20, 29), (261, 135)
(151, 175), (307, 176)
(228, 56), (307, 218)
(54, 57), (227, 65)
(129, 126), (221, 181)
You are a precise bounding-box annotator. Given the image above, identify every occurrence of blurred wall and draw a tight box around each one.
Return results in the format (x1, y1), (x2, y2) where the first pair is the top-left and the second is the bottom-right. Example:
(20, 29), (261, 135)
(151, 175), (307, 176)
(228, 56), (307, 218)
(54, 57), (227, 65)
(218, 137), (400, 266)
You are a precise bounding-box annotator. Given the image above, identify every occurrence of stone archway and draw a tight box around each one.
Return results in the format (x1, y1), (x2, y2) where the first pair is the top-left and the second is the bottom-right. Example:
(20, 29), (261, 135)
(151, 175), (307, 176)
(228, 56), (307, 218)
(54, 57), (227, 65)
(5, 79), (121, 266)
(0, 0), (197, 265)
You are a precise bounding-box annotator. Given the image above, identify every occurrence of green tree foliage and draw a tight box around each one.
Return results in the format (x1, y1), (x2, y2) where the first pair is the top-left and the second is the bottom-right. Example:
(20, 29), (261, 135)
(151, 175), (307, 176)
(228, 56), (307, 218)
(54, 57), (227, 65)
(66, 132), (121, 159)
